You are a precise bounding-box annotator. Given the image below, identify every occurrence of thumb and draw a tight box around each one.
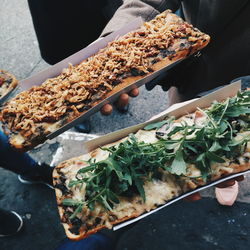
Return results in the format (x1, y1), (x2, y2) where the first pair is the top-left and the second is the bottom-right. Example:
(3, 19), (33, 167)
(145, 71), (169, 91)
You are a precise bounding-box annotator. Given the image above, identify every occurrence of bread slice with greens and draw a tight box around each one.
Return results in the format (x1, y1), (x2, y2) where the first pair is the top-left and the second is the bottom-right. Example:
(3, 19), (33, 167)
(53, 90), (250, 240)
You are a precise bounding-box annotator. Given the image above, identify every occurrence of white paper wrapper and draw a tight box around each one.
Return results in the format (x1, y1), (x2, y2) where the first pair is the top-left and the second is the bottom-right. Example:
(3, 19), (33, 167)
(50, 131), (99, 166)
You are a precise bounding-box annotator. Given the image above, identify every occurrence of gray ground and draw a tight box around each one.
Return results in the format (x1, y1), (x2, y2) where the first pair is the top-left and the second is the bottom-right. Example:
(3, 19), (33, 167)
(0, 0), (249, 249)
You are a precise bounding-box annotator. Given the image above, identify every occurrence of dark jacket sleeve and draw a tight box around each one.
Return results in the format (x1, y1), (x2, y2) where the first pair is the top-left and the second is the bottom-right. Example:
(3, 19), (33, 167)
(101, 0), (181, 36)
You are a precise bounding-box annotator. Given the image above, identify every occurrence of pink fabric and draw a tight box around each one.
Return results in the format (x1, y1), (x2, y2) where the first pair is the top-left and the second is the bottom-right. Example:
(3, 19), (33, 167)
(215, 181), (239, 206)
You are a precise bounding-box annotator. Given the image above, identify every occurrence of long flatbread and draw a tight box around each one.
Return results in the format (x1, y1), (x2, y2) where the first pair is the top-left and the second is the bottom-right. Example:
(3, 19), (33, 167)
(0, 10), (210, 151)
(53, 90), (250, 240)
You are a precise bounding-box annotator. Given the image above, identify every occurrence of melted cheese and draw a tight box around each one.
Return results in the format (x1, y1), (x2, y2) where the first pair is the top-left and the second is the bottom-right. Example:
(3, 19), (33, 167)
(113, 176), (181, 219)
(185, 164), (202, 177)
(135, 130), (158, 144)
(234, 131), (250, 142)
(61, 129), (181, 230)
(63, 170), (181, 229)
(166, 113), (207, 141)
(195, 115), (207, 127)
(181, 115), (195, 126)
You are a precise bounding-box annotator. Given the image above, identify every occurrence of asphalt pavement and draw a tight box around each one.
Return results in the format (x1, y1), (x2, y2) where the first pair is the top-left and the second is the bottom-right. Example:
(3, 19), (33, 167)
(0, 1), (249, 249)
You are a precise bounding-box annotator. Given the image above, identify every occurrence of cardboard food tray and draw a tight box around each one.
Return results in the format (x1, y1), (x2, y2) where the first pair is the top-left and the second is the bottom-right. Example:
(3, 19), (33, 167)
(54, 80), (250, 231)
(17, 17), (187, 141)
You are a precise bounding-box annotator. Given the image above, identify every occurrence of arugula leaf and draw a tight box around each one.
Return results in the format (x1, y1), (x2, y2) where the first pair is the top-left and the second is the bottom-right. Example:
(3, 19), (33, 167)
(116, 181), (129, 194)
(62, 199), (83, 206)
(143, 120), (168, 131)
(184, 142), (198, 154)
(206, 151), (225, 163)
(69, 204), (83, 220)
(77, 165), (95, 174)
(164, 141), (181, 150)
(107, 190), (120, 204)
(218, 121), (228, 134)
(68, 179), (85, 187)
(169, 150), (186, 175)
(123, 173), (132, 185)
(134, 178), (146, 202)
(196, 153), (208, 170)
(100, 195), (113, 211)
(101, 158), (124, 181)
(209, 141), (222, 152)
(88, 202), (95, 211)
(229, 132), (250, 146)
(225, 107), (250, 117)
(167, 126), (185, 137)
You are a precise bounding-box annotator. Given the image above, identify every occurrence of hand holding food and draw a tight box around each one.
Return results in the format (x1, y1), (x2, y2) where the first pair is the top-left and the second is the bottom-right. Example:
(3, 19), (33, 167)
(100, 88), (139, 115)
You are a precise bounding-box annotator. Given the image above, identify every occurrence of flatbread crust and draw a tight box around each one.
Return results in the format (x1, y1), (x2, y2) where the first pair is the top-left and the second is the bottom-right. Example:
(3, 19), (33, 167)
(0, 70), (17, 100)
(53, 102), (250, 240)
(0, 10), (210, 151)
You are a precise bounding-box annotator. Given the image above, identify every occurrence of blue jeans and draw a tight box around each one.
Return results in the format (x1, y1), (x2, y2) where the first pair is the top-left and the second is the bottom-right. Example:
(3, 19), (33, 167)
(0, 131), (38, 176)
(55, 233), (113, 250)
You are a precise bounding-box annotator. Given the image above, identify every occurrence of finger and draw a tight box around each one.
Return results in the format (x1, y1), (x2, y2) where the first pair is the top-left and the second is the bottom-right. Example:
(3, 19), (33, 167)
(234, 175), (244, 182)
(100, 104), (113, 116)
(129, 88), (139, 97)
(116, 93), (129, 109)
(183, 192), (201, 202)
(216, 179), (235, 188)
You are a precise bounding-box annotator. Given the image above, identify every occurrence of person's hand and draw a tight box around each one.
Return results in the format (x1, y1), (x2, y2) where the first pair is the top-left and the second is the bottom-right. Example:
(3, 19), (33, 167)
(100, 88), (139, 115)
(184, 175), (244, 202)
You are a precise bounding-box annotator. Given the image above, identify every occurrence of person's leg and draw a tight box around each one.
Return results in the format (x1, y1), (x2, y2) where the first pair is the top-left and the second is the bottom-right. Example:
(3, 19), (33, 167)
(0, 131), (37, 176)
(27, 0), (108, 64)
(0, 208), (23, 237)
(55, 233), (113, 250)
(55, 226), (134, 250)
(0, 131), (53, 187)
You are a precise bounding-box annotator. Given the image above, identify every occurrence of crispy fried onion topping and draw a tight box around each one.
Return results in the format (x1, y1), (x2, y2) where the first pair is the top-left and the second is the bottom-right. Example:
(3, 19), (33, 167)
(1, 10), (207, 136)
